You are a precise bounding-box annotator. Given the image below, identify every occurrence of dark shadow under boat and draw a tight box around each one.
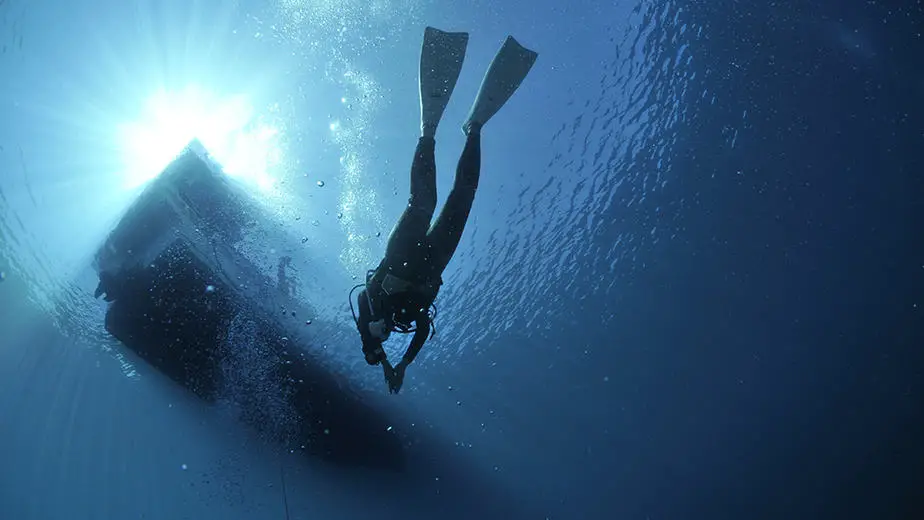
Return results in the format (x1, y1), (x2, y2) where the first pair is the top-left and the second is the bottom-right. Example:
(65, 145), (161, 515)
(92, 141), (404, 471)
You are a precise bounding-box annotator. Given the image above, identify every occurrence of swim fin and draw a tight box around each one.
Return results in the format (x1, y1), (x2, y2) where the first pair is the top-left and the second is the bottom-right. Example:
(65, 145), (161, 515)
(419, 27), (469, 138)
(463, 36), (538, 134)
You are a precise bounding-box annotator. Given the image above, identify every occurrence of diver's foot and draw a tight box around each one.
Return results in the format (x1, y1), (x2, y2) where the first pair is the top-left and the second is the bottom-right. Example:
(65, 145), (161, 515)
(462, 120), (483, 136)
(421, 122), (438, 138)
(462, 36), (538, 132)
(419, 28), (469, 139)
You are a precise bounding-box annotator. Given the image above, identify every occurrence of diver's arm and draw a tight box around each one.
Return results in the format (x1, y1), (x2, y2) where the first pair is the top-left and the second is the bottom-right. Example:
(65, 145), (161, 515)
(400, 318), (430, 366)
(357, 290), (387, 364)
(356, 290), (375, 339)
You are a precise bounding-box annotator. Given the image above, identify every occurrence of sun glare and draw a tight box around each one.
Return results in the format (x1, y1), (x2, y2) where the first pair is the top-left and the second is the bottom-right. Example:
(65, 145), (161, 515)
(117, 86), (282, 192)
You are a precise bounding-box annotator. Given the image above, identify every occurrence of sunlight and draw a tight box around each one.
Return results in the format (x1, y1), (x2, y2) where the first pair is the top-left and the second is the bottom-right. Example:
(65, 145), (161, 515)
(116, 86), (282, 192)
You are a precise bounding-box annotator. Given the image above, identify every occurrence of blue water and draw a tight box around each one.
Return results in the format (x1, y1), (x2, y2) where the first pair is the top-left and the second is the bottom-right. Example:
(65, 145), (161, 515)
(1, 0), (922, 519)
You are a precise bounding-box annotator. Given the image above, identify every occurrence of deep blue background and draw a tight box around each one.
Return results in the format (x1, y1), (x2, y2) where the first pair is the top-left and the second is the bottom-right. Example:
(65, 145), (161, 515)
(588, 1), (924, 517)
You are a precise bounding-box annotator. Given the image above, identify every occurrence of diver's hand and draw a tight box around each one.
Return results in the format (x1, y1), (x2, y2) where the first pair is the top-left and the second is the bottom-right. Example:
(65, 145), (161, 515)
(381, 360), (395, 389)
(385, 361), (407, 394)
(365, 346), (386, 366)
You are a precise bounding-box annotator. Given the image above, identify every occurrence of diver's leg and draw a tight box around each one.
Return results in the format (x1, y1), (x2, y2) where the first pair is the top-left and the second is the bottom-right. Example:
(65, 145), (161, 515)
(384, 137), (438, 262)
(426, 126), (482, 274)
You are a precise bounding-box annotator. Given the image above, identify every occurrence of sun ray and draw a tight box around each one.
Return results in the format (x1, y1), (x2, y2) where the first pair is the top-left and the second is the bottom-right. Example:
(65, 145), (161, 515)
(115, 86), (284, 192)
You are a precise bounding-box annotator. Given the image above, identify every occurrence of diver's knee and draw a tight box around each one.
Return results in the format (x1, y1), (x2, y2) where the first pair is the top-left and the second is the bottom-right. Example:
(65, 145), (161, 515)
(407, 196), (437, 217)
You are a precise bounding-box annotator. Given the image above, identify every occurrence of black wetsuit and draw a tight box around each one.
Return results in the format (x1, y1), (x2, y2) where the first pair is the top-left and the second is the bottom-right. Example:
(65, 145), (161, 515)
(357, 130), (482, 365)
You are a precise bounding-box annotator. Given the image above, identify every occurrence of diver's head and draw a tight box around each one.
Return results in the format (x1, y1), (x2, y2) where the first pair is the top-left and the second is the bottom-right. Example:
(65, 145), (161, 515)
(391, 306), (420, 332)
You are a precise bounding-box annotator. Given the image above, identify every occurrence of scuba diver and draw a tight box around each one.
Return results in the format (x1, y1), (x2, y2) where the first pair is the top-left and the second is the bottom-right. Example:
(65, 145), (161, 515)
(351, 27), (538, 393)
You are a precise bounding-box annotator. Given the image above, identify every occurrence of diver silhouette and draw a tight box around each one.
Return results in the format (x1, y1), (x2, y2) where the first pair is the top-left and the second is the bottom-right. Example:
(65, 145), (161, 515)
(350, 27), (537, 393)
